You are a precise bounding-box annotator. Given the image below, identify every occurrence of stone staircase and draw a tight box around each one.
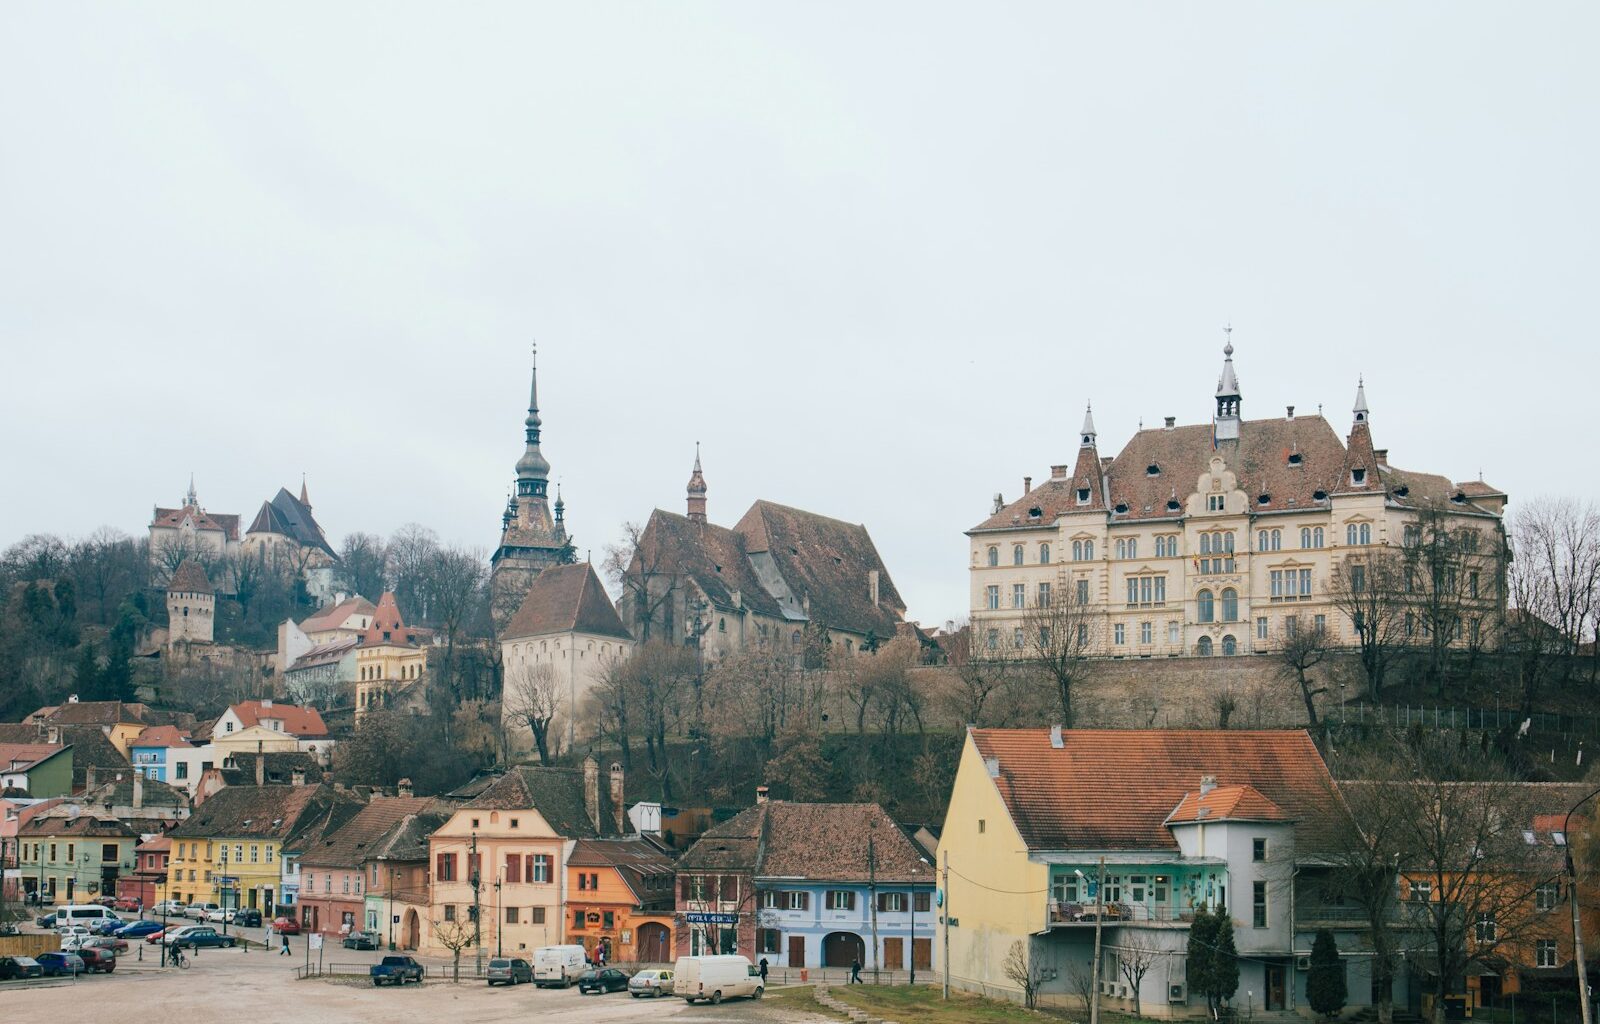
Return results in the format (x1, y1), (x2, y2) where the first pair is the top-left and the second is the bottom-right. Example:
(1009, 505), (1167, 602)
(813, 983), (903, 1024)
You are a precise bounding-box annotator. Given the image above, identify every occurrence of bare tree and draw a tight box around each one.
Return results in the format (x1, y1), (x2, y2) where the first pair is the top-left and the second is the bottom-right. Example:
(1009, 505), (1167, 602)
(1507, 498), (1600, 700)
(423, 545), (488, 701)
(1065, 957), (1098, 1013)
(432, 918), (475, 982)
(1213, 687), (1238, 729)
(386, 524), (440, 622)
(338, 532), (389, 600)
(1021, 583), (1097, 726)
(1001, 939), (1043, 1009)
(1278, 625), (1332, 727)
(1331, 549), (1410, 698)
(1115, 933), (1162, 1017)
(503, 661), (562, 764)
(1401, 505), (1498, 693)
(604, 520), (678, 643)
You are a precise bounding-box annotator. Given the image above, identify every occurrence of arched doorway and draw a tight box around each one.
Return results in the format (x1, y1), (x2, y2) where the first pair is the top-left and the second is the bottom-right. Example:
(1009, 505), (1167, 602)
(822, 931), (865, 968)
(401, 909), (420, 950)
(637, 922), (670, 963)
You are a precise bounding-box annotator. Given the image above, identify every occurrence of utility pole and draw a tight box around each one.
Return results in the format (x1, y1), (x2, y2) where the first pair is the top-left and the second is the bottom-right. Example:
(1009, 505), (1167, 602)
(1567, 787), (1599, 1024)
(867, 828), (880, 979)
(941, 851), (951, 1001)
(1089, 858), (1106, 1024)
(470, 832), (483, 973)
(494, 872), (504, 958)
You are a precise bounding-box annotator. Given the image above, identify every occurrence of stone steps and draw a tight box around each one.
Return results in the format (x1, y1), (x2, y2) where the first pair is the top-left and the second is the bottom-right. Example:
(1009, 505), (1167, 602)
(813, 983), (902, 1024)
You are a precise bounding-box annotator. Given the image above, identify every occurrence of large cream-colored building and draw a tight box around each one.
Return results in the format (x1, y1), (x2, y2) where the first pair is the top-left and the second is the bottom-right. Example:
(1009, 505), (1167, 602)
(967, 342), (1507, 659)
(354, 593), (431, 720)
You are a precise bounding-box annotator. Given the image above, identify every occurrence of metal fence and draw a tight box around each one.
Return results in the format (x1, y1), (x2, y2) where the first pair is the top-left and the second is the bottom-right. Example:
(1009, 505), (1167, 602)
(1334, 703), (1600, 739)
(293, 960), (933, 987)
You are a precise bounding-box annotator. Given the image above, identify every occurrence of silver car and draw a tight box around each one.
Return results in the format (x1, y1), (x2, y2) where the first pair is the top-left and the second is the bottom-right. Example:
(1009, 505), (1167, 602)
(629, 968), (675, 998)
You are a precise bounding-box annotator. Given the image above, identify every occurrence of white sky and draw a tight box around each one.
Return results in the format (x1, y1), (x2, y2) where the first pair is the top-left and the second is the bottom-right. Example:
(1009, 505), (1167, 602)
(2, 3), (1595, 625)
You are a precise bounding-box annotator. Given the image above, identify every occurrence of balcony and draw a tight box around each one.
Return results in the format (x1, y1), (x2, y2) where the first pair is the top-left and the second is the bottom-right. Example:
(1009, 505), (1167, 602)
(1049, 901), (1196, 928)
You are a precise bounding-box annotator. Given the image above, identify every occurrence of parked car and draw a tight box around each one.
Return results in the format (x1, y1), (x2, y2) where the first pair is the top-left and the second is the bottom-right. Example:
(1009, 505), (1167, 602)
(343, 930), (380, 950)
(486, 957), (533, 986)
(92, 896), (118, 908)
(113, 896), (142, 912)
(270, 917), (301, 935)
(233, 908), (262, 928)
(578, 968), (631, 994)
(90, 917), (127, 935)
(370, 955), (425, 986)
(56, 925), (93, 942)
(36, 952), (85, 977)
(629, 969), (675, 998)
(0, 956), (42, 980)
(675, 955), (764, 1004)
(34, 912), (57, 928)
(0, 923), (19, 937)
(117, 920), (164, 939)
(185, 903), (221, 921)
(151, 901), (187, 917)
(145, 927), (171, 944)
(78, 947), (116, 974)
(168, 926), (235, 949)
(205, 908), (236, 924)
(82, 935), (129, 954)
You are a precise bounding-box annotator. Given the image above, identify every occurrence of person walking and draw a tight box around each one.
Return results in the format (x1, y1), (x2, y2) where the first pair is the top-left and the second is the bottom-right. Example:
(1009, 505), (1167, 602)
(759, 957), (769, 984)
(279, 929), (291, 956)
(850, 956), (862, 985)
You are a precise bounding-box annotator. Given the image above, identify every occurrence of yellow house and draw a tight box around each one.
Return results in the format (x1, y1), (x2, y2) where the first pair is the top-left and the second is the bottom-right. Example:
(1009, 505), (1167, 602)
(355, 593), (431, 721)
(166, 783), (361, 912)
(210, 724), (301, 760)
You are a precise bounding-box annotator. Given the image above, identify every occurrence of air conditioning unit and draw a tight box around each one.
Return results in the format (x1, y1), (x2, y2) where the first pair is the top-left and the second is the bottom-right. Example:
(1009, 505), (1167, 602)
(1169, 983), (1187, 1003)
(1120, 984), (1130, 998)
(1295, 955), (1311, 972)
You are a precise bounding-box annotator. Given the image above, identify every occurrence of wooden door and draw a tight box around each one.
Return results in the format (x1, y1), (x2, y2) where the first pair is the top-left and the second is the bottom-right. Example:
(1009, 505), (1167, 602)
(884, 938), (904, 971)
(1266, 964), (1287, 1010)
(913, 938), (932, 970)
(788, 935), (805, 968)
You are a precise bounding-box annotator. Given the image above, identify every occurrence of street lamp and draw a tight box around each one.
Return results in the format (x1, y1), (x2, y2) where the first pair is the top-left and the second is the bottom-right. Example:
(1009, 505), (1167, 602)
(494, 871), (504, 958)
(387, 867), (397, 952)
(1563, 785), (1600, 1024)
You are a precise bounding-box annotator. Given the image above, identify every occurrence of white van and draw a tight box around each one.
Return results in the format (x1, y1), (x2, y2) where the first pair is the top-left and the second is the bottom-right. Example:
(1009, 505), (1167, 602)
(675, 954), (763, 1004)
(533, 945), (588, 987)
(55, 904), (118, 927)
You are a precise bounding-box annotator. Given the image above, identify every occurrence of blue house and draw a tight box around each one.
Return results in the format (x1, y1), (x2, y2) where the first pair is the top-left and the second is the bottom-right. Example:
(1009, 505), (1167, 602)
(129, 725), (193, 783)
(676, 798), (936, 971)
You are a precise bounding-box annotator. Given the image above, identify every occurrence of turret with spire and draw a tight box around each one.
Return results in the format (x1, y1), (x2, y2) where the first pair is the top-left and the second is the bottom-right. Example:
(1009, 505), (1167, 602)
(686, 443), (708, 522)
(298, 474), (311, 512)
(1214, 329), (1242, 442)
(1353, 375), (1369, 425)
(1080, 403), (1097, 448)
(185, 473), (198, 510)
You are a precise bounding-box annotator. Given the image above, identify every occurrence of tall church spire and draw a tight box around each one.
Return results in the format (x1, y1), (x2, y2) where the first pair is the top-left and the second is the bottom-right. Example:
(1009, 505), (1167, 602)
(1214, 328), (1242, 442)
(1079, 403), (1097, 448)
(686, 443), (708, 522)
(185, 473), (198, 509)
(515, 344), (550, 497)
(1353, 375), (1370, 424)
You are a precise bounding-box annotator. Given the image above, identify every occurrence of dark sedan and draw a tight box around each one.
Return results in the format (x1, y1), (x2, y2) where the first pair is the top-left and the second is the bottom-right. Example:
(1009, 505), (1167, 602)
(233, 908), (263, 928)
(117, 920), (164, 939)
(36, 953), (85, 977)
(172, 927), (236, 949)
(577, 968), (631, 994)
(0, 956), (43, 981)
(79, 948), (117, 973)
(343, 930), (380, 950)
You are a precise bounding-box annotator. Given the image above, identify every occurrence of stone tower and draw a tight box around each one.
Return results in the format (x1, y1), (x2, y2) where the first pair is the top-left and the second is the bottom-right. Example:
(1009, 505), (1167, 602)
(490, 347), (575, 628)
(166, 559), (215, 646)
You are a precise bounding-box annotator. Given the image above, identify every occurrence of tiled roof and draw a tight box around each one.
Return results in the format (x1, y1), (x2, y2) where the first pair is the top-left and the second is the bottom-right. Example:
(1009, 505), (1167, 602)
(300, 597), (377, 635)
(82, 774), (187, 813)
(678, 802), (932, 883)
(367, 809), (455, 863)
(971, 416), (1502, 531)
(229, 700), (328, 738)
(152, 504), (241, 541)
(504, 563), (630, 641)
(132, 726), (192, 749)
(167, 559), (213, 595)
(734, 501), (905, 638)
(21, 815), (151, 838)
(359, 593), (425, 649)
(633, 509), (786, 620)
(171, 784), (356, 840)
(246, 488), (336, 558)
(1166, 784), (1288, 824)
(45, 700), (155, 727)
(288, 637), (360, 671)
(0, 743), (64, 771)
(218, 751), (326, 787)
(298, 796), (433, 870)
(969, 728), (1343, 857)
(137, 834), (173, 853)
(462, 766), (625, 839)
(571, 837), (678, 906)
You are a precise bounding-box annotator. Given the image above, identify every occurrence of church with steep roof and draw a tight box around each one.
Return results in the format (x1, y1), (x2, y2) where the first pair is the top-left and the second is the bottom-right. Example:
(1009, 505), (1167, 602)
(490, 349), (576, 629)
(967, 337), (1508, 661)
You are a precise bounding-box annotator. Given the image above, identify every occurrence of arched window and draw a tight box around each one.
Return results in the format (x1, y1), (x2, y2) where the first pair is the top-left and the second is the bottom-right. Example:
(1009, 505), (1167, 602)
(1314, 527), (1324, 548)
(1221, 588), (1238, 622)
(988, 547), (999, 567)
(1084, 540), (1094, 561)
(1360, 524), (1372, 545)
(1224, 532), (1235, 553)
(792, 630), (803, 645)
(1258, 531), (1268, 551)
(1014, 545), (1025, 566)
(1222, 634), (1237, 656)
(1200, 534), (1212, 555)
(1039, 543), (1050, 564)
(1197, 589), (1215, 623)
(1197, 635), (1213, 656)
(1072, 540), (1083, 561)
(1115, 539), (1125, 560)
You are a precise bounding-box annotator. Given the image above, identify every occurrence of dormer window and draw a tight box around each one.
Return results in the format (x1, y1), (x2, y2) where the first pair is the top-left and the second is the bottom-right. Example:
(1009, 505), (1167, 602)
(1146, 464), (1160, 476)
(1287, 453), (1302, 466)
(1351, 468), (1366, 485)
(1258, 494), (1271, 506)
(1313, 490), (1327, 501)
(1394, 485), (1409, 498)
(1077, 488), (1090, 504)
(1028, 506), (1042, 519)
(1451, 492), (1467, 504)
(1114, 503), (1128, 515)
(1167, 499), (1180, 512)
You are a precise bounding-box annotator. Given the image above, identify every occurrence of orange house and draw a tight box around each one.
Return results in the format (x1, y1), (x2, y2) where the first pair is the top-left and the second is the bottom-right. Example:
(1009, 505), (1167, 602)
(566, 837), (676, 964)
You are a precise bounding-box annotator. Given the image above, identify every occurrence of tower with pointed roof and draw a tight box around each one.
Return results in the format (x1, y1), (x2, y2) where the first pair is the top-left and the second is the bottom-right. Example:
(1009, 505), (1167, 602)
(1214, 333), (1242, 442)
(166, 559), (215, 646)
(685, 444), (708, 523)
(490, 348), (577, 629)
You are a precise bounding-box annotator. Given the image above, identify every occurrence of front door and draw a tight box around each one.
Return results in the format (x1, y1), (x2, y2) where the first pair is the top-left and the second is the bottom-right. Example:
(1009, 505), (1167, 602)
(1266, 964), (1287, 1011)
(884, 938), (904, 971)
(788, 936), (805, 968)
(913, 938), (932, 970)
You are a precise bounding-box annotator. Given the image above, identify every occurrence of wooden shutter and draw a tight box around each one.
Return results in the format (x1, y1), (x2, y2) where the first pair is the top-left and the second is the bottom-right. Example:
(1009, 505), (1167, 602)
(505, 854), (521, 882)
(680, 875), (691, 902)
(719, 874), (737, 902)
(799, 891), (811, 911)
(876, 892), (888, 913)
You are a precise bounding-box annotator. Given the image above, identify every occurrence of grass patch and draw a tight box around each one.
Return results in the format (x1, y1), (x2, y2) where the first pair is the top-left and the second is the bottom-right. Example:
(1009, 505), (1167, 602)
(820, 986), (1144, 1024)
(767, 986), (851, 1020)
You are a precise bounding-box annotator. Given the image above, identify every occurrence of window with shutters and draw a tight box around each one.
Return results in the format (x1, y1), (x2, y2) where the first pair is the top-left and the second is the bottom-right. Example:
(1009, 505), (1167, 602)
(879, 892), (906, 913)
(531, 854), (551, 883)
(914, 891), (931, 912)
(719, 875), (738, 902)
(436, 853), (457, 882)
(531, 907), (545, 924)
(825, 890), (856, 911)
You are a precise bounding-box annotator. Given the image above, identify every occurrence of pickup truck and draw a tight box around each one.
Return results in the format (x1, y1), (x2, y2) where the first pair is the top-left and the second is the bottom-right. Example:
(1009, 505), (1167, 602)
(370, 956), (425, 986)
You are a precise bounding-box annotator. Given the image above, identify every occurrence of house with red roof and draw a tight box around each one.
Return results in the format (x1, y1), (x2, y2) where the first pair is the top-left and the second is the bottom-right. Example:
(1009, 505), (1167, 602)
(148, 477), (240, 583)
(938, 727), (1387, 1017)
(211, 700), (335, 764)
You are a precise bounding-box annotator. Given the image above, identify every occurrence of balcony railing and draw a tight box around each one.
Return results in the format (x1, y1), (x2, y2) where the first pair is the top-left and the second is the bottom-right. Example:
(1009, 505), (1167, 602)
(1049, 901), (1196, 926)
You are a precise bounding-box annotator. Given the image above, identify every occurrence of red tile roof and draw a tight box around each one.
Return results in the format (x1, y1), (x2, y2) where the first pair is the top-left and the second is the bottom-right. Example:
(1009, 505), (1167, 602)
(360, 593), (424, 649)
(151, 504), (241, 541)
(131, 726), (193, 749)
(298, 796), (433, 870)
(0, 743), (64, 771)
(503, 563), (629, 641)
(300, 597), (377, 635)
(229, 700), (328, 738)
(679, 801), (933, 883)
(167, 559), (213, 595)
(968, 728), (1343, 856)
(1166, 784), (1288, 824)
(734, 501), (906, 638)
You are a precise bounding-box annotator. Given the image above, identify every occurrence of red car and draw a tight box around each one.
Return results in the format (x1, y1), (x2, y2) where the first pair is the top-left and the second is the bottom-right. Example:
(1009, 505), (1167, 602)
(79, 948), (117, 973)
(271, 917), (301, 935)
(145, 928), (169, 944)
(113, 896), (142, 912)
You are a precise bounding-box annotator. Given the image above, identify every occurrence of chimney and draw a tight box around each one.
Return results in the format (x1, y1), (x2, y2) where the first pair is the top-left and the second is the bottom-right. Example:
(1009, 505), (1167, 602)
(755, 785), (769, 805)
(255, 741), (265, 786)
(1023, 476), (1032, 495)
(1373, 449), (1389, 466)
(85, 766), (97, 791)
(1049, 725), (1064, 749)
(984, 757), (1000, 779)
(869, 570), (881, 609)
(609, 763), (625, 833)
(261, 698), (273, 708)
(1050, 465), (1068, 480)
(1199, 774), (1217, 797)
(291, 769), (306, 787)
(991, 493), (1004, 514)
(583, 756), (601, 832)
(1164, 416), (1176, 430)
(1286, 405), (1295, 419)
(397, 777), (413, 798)
(133, 771), (144, 810)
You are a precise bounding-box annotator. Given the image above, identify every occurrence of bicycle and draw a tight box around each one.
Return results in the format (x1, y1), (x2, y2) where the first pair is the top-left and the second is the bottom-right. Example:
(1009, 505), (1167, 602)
(169, 947), (190, 970)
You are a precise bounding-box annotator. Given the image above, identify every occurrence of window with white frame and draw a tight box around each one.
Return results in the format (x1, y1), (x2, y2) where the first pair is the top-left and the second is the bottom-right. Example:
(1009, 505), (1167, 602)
(986, 586), (999, 610)
(1012, 583), (1026, 609)
(1114, 623), (1125, 645)
(1537, 882), (1560, 911)
(825, 890), (856, 911)
(1258, 529), (1281, 551)
(1167, 622), (1180, 644)
(1076, 579), (1089, 605)
(1140, 621), (1152, 644)
(1537, 939), (1559, 967)
(987, 547), (998, 567)
(1125, 575), (1167, 607)
(1013, 545), (1024, 566)
(1256, 616), (1268, 639)
(1207, 494), (1225, 512)
(1013, 627), (1024, 649)
(1038, 582), (1051, 607)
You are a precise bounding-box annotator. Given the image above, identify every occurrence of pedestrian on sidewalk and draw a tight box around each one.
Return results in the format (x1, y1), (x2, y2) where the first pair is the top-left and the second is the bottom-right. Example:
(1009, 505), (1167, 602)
(279, 931), (291, 956)
(850, 956), (862, 984)
(759, 957), (769, 984)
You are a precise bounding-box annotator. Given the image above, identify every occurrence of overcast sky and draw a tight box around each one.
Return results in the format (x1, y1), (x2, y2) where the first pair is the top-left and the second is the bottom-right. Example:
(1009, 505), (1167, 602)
(2, 3), (1595, 625)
